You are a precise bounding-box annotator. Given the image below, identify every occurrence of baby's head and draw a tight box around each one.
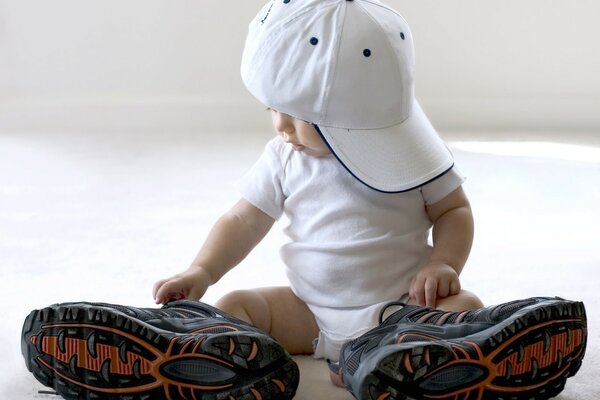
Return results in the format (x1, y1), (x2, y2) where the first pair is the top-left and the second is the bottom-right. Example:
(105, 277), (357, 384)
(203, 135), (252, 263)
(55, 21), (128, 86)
(270, 109), (331, 158)
(241, 0), (453, 193)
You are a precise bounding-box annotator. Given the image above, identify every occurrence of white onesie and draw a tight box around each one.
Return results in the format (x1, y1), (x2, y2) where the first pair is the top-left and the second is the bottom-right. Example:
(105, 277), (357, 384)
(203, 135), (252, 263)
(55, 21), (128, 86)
(238, 137), (464, 360)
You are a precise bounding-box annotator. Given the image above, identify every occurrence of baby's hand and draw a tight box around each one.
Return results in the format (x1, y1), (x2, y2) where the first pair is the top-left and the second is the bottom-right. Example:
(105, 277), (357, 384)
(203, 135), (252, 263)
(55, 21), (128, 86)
(152, 266), (212, 304)
(409, 262), (461, 308)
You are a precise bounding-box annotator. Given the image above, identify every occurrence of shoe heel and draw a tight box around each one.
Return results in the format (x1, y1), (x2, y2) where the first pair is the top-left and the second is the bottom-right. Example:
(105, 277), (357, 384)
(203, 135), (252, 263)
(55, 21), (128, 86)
(200, 332), (299, 398)
(357, 341), (458, 400)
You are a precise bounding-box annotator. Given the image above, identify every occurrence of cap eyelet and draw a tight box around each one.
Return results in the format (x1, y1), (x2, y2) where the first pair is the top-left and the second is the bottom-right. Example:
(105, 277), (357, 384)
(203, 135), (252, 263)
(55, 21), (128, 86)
(310, 37), (319, 45)
(400, 32), (406, 40)
(363, 49), (371, 57)
(283, 0), (291, 3)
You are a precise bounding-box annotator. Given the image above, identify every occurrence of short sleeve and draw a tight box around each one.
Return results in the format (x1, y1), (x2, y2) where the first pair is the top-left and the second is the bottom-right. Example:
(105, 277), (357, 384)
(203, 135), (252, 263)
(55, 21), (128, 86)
(420, 166), (465, 205)
(237, 138), (287, 220)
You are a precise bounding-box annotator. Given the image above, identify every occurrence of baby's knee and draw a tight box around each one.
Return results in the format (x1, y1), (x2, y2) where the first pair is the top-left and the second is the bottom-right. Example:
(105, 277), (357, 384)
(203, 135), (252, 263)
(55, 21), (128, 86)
(454, 289), (484, 310)
(216, 290), (256, 315)
(435, 289), (484, 311)
(215, 290), (270, 330)
(216, 290), (249, 312)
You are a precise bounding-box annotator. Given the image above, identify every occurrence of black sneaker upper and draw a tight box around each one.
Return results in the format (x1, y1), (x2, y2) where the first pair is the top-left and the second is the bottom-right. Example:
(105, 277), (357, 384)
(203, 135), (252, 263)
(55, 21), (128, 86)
(378, 297), (556, 331)
(58, 300), (265, 335)
(340, 297), (562, 379)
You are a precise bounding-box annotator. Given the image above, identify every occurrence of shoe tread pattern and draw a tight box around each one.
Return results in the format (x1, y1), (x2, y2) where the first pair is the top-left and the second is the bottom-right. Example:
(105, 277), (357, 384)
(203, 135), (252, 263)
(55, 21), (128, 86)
(22, 303), (298, 400)
(358, 300), (587, 400)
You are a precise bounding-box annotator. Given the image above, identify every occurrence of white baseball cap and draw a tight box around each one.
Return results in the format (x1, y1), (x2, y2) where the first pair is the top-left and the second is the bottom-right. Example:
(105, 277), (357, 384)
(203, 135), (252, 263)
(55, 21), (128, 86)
(241, 0), (453, 192)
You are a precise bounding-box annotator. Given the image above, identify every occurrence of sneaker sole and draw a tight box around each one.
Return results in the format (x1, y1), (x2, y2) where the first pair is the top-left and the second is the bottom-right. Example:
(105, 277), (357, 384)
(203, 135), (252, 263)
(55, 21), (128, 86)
(21, 303), (299, 400)
(356, 299), (587, 400)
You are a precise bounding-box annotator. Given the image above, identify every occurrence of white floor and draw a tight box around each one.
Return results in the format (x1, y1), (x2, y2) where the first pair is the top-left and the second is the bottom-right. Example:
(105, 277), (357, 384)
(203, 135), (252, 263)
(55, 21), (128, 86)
(1, 130), (598, 399)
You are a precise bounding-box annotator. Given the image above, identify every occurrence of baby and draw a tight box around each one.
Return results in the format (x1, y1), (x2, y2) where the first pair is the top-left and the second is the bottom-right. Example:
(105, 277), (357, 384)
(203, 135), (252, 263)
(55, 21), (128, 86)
(153, 0), (483, 375)
(21, 2), (587, 400)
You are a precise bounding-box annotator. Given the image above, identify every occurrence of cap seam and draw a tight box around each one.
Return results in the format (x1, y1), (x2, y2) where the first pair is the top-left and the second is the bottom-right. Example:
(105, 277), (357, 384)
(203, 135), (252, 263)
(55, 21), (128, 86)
(360, 0), (411, 126)
(246, 6), (319, 91)
(319, 1), (347, 125)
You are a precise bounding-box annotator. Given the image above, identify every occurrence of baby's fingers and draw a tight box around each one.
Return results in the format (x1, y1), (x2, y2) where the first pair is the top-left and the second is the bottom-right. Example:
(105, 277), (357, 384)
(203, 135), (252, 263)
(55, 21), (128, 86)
(450, 278), (461, 296)
(152, 278), (169, 303)
(437, 279), (450, 299)
(424, 278), (438, 308)
(410, 276), (426, 306)
(153, 278), (189, 304)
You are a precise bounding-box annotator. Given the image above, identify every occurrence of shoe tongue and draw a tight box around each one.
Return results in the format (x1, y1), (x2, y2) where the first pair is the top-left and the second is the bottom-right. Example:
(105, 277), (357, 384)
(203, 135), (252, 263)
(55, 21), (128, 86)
(380, 303), (435, 325)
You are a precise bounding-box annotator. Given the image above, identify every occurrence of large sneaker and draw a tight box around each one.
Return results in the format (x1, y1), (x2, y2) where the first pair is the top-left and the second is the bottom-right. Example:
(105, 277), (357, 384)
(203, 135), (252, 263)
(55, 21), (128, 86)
(21, 300), (298, 400)
(339, 297), (587, 400)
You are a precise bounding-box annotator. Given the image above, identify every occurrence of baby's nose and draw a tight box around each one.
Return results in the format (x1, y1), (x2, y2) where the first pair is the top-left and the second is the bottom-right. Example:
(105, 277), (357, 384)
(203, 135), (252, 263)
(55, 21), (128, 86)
(280, 130), (294, 142)
(274, 112), (295, 133)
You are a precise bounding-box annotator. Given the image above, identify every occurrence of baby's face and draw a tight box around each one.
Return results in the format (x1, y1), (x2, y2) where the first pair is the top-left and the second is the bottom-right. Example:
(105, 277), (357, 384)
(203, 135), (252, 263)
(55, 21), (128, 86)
(271, 110), (331, 157)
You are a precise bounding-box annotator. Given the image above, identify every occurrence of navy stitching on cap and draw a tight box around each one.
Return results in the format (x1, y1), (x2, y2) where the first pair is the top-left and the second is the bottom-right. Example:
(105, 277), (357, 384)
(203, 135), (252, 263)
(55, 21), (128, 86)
(363, 49), (371, 57)
(310, 37), (319, 45)
(260, 2), (274, 25)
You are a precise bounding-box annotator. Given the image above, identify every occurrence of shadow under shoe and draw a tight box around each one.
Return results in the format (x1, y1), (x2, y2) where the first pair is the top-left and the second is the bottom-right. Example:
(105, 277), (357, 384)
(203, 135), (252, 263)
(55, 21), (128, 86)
(21, 300), (298, 400)
(339, 297), (587, 400)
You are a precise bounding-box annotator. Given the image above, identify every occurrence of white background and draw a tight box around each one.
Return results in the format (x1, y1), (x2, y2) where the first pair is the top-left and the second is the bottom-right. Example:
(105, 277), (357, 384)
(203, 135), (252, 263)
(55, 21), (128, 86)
(1, 1), (599, 399)
(1, 0), (599, 135)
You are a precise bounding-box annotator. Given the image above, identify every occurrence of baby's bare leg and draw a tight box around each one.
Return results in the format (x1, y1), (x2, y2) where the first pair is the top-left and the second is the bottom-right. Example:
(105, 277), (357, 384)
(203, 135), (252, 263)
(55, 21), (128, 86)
(420, 289), (484, 311)
(215, 286), (319, 355)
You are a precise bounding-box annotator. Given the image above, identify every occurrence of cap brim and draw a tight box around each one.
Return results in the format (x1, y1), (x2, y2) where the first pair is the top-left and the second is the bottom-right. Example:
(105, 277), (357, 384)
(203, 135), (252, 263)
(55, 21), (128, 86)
(316, 100), (453, 193)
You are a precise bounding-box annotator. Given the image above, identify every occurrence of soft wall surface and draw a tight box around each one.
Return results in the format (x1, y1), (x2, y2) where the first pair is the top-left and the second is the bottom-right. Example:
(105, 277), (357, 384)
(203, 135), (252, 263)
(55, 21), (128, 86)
(0, 0), (599, 135)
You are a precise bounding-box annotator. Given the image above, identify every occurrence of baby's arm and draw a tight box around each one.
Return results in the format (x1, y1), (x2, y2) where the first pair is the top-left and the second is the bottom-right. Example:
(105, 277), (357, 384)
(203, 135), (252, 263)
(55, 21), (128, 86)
(153, 198), (275, 304)
(410, 186), (474, 308)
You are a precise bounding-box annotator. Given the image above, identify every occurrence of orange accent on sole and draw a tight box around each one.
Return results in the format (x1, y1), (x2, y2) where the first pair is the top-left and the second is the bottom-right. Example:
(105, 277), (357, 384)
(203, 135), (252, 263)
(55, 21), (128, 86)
(271, 378), (285, 392)
(423, 346), (431, 366)
(34, 323), (236, 395)
(250, 388), (263, 400)
(247, 341), (258, 361)
(229, 338), (236, 355)
(420, 320), (585, 400)
(402, 352), (413, 374)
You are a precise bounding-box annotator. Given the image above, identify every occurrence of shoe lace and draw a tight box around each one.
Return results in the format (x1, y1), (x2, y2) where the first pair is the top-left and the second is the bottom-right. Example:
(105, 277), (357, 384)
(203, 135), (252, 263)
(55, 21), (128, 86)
(377, 301), (408, 324)
(378, 302), (480, 326)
